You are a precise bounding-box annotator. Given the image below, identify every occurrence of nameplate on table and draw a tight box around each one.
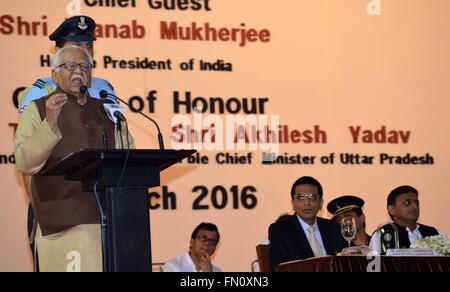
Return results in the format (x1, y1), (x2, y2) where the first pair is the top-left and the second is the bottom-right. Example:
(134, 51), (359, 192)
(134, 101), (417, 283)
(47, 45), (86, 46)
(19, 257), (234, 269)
(386, 249), (439, 257)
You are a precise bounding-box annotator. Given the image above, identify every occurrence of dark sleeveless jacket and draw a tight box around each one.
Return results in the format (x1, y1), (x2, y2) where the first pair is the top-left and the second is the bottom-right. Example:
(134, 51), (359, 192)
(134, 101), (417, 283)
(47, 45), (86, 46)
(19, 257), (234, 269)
(33, 93), (115, 236)
(395, 223), (439, 248)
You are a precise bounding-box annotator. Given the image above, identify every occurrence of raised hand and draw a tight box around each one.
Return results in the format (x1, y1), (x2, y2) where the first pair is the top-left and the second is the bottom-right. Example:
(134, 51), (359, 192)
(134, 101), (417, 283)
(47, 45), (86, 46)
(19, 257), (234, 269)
(45, 93), (68, 129)
(199, 253), (213, 272)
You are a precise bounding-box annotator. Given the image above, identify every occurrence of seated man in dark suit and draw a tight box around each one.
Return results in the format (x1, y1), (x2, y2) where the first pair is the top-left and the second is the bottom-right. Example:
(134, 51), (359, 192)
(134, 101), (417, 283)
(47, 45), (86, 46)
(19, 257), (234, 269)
(369, 185), (444, 253)
(269, 176), (347, 270)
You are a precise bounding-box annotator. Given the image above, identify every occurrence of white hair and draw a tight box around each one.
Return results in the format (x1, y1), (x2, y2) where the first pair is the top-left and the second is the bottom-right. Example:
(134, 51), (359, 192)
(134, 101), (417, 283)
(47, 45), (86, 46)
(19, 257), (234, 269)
(52, 45), (93, 72)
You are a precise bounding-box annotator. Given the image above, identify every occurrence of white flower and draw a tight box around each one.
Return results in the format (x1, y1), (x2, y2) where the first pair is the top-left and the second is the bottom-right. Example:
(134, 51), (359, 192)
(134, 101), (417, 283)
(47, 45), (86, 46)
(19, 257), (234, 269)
(410, 235), (450, 256)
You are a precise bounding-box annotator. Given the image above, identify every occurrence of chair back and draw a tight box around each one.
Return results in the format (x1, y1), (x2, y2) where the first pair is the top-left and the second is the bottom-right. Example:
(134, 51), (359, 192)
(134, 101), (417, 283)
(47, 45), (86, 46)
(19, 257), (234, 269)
(256, 244), (271, 272)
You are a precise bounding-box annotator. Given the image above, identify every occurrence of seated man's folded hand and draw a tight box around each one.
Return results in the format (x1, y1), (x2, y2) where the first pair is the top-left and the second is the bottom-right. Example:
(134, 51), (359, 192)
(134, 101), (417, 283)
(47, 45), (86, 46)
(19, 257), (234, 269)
(339, 246), (372, 256)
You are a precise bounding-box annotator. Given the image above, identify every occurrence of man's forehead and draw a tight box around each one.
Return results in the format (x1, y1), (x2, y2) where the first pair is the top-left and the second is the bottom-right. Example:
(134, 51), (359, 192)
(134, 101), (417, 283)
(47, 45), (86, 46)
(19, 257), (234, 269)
(295, 184), (318, 193)
(338, 210), (358, 219)
(197, 229), (218, 238)
(397, 192), (418, 200)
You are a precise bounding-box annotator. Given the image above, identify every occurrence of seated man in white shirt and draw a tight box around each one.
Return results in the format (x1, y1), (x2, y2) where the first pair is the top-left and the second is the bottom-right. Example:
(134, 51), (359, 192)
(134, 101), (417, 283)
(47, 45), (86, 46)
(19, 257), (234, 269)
(163, 223), (222, 272)
(369, 185), (444, 253)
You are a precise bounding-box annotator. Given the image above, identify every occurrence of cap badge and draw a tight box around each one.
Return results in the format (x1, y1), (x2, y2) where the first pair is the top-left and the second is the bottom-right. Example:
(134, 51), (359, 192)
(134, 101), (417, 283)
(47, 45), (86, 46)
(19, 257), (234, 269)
(78, 17), (88, 30)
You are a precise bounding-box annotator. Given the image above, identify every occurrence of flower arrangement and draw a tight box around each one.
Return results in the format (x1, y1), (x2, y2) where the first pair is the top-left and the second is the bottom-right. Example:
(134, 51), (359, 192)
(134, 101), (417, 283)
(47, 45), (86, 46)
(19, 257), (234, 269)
(410, 235), (450, 256)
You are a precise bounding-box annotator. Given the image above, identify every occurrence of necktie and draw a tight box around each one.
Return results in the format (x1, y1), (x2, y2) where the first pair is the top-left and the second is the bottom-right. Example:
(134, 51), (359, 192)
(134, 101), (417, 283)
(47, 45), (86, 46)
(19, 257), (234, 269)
(308, 225), (324, 257)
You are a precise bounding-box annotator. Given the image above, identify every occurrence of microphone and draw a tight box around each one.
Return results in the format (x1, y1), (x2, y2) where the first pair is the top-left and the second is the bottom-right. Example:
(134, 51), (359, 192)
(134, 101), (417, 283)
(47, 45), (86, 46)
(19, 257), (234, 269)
(80, 85), (89, 95)
(100, 90), (165, 150)
(80, 86), (109, 149)
(97, 93), (126, 149)
(103, 103), (126, 124)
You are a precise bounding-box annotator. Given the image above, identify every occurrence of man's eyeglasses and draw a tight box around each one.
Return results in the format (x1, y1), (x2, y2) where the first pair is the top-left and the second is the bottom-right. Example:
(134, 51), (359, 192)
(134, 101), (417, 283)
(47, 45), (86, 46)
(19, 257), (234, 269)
(195, 236), (218, 247)
(56, 61), (93, 72)
(401, 198), (419, 207)
(293, 193), (321, 201)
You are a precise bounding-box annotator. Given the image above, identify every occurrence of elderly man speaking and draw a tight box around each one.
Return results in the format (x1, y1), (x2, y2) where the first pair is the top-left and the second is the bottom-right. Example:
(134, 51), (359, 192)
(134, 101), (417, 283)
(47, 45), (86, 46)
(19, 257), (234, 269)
(14, 46), (133, 272)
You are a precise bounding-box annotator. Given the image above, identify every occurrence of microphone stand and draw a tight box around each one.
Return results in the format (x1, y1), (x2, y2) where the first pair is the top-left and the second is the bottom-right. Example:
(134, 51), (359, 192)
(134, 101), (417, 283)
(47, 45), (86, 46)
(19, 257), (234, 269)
(80, 86), (109, 272)
(100, 91), (165, 150)
(116, 118), (124, 149)
(80, 86), (109, 149)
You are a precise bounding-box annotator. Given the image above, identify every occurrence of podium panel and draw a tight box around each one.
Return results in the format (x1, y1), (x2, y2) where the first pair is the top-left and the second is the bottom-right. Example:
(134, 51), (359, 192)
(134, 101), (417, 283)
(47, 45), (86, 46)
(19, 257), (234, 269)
(42, 149), (196, 272)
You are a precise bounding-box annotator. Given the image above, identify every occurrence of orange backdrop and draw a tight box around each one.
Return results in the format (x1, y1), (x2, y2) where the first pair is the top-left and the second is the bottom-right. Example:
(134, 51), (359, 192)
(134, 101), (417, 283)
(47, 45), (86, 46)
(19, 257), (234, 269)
(0, 0), (449, 271)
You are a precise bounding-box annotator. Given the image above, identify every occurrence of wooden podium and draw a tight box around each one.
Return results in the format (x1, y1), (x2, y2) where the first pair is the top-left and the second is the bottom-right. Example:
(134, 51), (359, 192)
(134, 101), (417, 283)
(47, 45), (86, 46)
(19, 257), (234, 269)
(42, 149), (196, 272)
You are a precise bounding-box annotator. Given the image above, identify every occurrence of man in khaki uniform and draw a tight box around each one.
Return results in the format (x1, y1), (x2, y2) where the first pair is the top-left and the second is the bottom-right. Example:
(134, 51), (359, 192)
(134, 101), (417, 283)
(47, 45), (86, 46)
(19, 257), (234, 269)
(15, 46), (133, 272)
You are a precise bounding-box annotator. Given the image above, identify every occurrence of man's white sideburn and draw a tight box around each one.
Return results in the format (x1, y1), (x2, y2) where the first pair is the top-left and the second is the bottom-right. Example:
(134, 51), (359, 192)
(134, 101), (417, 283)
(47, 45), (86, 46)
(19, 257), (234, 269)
(51, 69), (59, 86)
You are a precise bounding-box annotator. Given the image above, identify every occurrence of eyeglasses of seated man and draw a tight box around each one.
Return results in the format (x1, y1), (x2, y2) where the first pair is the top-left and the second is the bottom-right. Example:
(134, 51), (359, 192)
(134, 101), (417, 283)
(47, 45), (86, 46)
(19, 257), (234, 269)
(195, 235), (218, 247)
(400, 198), (419, 207)
(293, 193), (322, 201)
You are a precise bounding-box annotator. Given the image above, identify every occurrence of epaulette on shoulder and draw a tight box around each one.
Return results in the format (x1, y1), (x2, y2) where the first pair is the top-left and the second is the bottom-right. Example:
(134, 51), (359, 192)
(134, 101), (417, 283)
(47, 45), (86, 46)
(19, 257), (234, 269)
(32, 79), (47, 90)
